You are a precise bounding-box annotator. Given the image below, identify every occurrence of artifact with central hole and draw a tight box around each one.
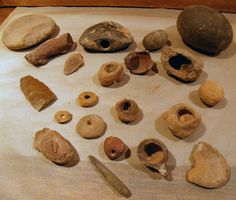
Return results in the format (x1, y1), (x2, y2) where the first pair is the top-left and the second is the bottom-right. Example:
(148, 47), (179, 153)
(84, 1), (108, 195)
(164, 103), (201, 138)
(161, 47), (203, 82)
(115, 99), (139, 123)
(79, 21), (134, 52)
(98, 62), (124, 87)
(137, 138), (168, 177)
(76, 114), (106, 139)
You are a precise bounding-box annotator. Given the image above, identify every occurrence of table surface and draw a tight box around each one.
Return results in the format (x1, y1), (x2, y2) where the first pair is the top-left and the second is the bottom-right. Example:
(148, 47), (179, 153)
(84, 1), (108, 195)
(0, 7), (236, 200)
(0, 7), (15, 24)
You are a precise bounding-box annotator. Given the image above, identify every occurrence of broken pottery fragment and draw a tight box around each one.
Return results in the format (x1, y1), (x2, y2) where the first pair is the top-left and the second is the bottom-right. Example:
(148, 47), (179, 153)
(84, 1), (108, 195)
(187, 142), (230, 188)
(124, 51), (154, 75)
(79, 21), (134, 52)
(161, 47), (203, 82)
(177, 5), (233, 55)
(137, 139), (168, 177)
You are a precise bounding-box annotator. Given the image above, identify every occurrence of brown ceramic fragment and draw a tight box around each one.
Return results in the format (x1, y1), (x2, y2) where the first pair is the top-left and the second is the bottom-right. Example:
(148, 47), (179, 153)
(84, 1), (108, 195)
(104, 136), (127, 160)
(124, 51), (154, 75)
(137, 138), (168, 176)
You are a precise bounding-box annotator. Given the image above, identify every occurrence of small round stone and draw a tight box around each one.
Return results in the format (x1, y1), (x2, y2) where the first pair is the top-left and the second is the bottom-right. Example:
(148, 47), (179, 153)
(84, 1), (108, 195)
(198, 80), (224, 106)
(76, 114), (106, 139)
(143, 30), (168, 51)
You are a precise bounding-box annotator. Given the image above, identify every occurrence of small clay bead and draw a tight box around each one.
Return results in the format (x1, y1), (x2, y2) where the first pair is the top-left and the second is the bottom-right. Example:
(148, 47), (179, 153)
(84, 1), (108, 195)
(54, 110), (72, 124)
(77, 91), (98, 107)
(198, 80), (224, 107)
(98, 62), (124, 87)
(76, 114), (106, 139)
(115, 99), (139, 123)
(104, 136), (127, 160)
(143, 30), (168, 51)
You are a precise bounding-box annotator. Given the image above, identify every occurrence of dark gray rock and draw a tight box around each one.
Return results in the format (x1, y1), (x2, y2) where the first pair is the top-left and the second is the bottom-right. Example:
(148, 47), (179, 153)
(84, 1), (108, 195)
(79, 21), (134, 52)
(177, 5), (233, 55)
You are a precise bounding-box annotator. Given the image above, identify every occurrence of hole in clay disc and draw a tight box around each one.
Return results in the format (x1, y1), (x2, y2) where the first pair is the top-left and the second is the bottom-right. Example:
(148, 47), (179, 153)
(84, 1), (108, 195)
(111, 149), (116, 154)
(87, 120), (92, 125)
(105, 64), (117, 73)
(122, 102), (131, 110)
(84, 95), (91, 99)
(144, 143), (162, 156)
(168, 54), (192, 70)
(60, 114), (66, 119)
(100, 39), (110, 49)
(178, 108), (192, 117)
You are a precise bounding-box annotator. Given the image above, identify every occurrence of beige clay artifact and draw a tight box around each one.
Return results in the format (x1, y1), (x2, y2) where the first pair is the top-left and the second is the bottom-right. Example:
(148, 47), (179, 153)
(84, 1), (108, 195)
(164, 103), (201, 138)
(79, 21), (133, 52)
(187, 142), (230, 188)
(98, 62), (124, 87)
(115, 99), (139, 123)
(34, 128), (74, 165)
(64, 53), (84, 75)
(137, 138), (168, 177)
(76, 114), (106, 139)
(161, 47), (203, 82)
(25, 33), (74, 66)
(77, 91), (98, 107)
(198, 80), (224, 107)
(54, 110), (72, 124)
(20, 75), (57, 111)
(2, 14), (56, 50)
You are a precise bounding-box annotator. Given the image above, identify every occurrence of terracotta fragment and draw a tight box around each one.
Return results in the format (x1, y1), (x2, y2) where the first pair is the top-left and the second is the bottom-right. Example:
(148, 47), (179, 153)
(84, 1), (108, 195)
(79, 21), (134, 52)
(187, 142), (230, 188)
(104, 136), (127, 160)
(20, 75), (57, 111)
(124, 51), (154, 75)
